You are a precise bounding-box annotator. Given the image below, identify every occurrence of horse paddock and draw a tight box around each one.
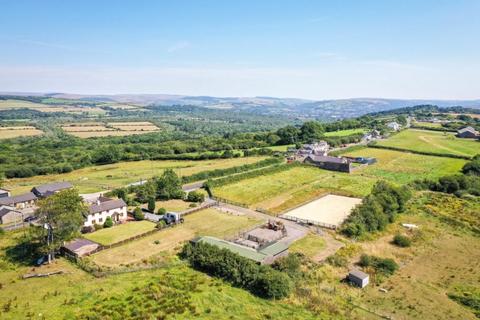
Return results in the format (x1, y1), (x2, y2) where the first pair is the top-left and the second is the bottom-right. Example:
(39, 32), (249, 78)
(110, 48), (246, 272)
(281, 194), (362, 229)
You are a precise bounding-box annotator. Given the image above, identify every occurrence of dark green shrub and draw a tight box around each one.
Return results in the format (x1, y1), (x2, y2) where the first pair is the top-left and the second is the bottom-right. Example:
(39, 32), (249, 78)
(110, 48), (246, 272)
(359, 254), (398, 276)
(103, 216), (113, 228)
(94, 223), (103, 231)
(133, 207), (144, 221)
(156, 220), (166, 229)
(147, 197), (156, 212)
(393, 234), (411, 247)
(157, 207), (167, 215)
(187, 191), (205, 203)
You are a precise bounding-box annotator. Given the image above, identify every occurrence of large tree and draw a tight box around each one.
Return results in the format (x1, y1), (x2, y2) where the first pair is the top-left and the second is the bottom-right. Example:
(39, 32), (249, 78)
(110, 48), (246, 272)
(155, 169), (185, 200)
(34, 188), (87, 262)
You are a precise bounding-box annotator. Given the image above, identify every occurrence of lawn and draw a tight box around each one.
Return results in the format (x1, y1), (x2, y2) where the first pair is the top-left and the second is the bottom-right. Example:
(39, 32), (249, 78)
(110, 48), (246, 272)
(375, 129), (479, 158)
(4, 156), (267, 195)
(141, 199), (193, 212)
(289, 233), (326, 259)
(324, 128), (367, 137)
(90, 208), (263, 267)
(83, 220), (156, 245)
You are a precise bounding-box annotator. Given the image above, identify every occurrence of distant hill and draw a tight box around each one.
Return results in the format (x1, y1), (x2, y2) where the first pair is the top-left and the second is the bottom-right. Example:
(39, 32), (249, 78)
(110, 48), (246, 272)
(1, 92), (479, 120)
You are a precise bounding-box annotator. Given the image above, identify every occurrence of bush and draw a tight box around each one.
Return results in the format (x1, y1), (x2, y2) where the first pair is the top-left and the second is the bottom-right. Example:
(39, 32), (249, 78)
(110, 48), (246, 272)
(157, 207), (167, 215)
(359, 254), (398, 276)
(393, 234), (411, 247)
(103, 216), (113, 228)
(133, 207), (144, 221)
(272, 253), (304, 279)
(156, 220), (167, 229)
(147, 197), (156, 212)
(94, 223), (103, 231)
(187, 191), (205, 203)
(180, 242), (292, 299)
(0, 227), (4, 235)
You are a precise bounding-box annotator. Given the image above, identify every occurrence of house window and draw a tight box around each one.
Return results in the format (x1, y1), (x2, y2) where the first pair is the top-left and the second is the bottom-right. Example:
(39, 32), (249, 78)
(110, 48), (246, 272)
(99, 218), (103, 223)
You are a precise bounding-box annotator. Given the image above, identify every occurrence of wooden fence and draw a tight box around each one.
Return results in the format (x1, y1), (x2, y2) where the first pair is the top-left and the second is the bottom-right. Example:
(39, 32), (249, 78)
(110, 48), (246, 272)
(280, 214), (337, 230)
(210, 195), (249, 209)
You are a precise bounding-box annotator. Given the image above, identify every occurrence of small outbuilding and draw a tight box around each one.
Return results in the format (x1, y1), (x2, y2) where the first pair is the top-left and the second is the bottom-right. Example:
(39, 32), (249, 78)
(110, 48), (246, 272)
(63, 238), (100, 257)
(456, 126), (479, 139)
(0, 188), (11, 199)
(0, 206), (22, 225)
(348, 269), (369, 288)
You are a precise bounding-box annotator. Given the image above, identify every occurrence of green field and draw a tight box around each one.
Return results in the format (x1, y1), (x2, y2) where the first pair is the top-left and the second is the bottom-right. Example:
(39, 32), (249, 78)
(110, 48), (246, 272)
(375, 129), (479, 157)
(4, 156), (267, 195)
(324, 128), (367, 137)
(289, 233), (326, 259)
(89, 208), (263, 267)
(213, 148), (466, 213)
(83, 221), (156, 245)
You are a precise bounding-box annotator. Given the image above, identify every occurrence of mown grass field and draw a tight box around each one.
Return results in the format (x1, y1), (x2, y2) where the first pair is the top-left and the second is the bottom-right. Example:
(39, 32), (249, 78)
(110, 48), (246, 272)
(61, 121), (160, 138)
(4, 156), (267, 195)
(324, 128), (367, 137)
(289, 233), (326, 259)
(0, 126), (43, 139)
(212, 148), (465, 213)
(375, 129), (480, 157)
(83, 221), (156, 245)
(141, 199), (193, 212)
(89, 208), (263, 267)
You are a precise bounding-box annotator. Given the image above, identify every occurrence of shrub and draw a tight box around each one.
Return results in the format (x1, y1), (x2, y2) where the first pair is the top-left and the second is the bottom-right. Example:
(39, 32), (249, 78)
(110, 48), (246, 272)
(103, 216), (113, 228)
(147, 197), (156, 212)
(157, 207), (167, 215)
(272, 253), (304, 279)
(133, 207), (144, 221)
(393, 234), (411, 247)
(0, 227), (4, 235)
(359, 254), (398, 276)
(187, 191), (205, 203)
(156, 220), (166, 229)
(94, 223), (103, 231)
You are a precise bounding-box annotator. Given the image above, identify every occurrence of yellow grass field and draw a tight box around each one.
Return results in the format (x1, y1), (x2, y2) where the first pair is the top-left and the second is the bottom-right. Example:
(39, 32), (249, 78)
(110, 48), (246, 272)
(4, 156), (267, 194)
(61, 121), (160, 137)
(90, 208), (263, 267)
(83, 220), (156, 245)
(0, 126), (43, 139)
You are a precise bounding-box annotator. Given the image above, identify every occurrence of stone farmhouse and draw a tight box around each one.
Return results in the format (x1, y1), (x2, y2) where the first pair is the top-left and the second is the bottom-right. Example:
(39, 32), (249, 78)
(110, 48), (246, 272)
(456, 126), (479, 139)
(0, 192), (37, 209)
(297, 141), (329, 157)
(386, 121), (401, 131)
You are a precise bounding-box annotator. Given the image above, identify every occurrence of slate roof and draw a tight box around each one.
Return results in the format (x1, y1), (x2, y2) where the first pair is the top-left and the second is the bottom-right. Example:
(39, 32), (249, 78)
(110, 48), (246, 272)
(89, 198), (126, 214)
(63, 238), (99, 252)
(0, 192), (37, 206)
(0, 206), (20, 218)
(458, 126), (478, 134)
(32, 182), (73, 196)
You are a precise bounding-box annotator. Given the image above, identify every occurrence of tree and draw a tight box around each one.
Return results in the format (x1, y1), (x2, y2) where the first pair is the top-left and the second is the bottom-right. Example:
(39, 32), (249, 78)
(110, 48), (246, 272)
(34, 189), (87, 263)
(135, 180), (156, 203)
(103, 216), (113, 228)
(300, 121), (324, 141)
(133, 207), (144, 221)
(462, 158), (480, 176)
(147, 197), (156, 212)
(276, 126), (300, 145)
(92, 145), (121, 164)
(187, 191), (205, 203)
(155, 169), (185, 200)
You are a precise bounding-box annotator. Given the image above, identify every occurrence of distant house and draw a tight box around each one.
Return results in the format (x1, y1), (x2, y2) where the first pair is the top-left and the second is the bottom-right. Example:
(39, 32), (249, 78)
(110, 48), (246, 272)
(297, 141), (329, 157)
(348, 269), (369, 288)
(0, 188), (11, 199)
(304, 155), (351, 173)
(456, 126), (479, 139)
(363, 130), (381, 141)
(0, 192), (37, 209)
(0, 206), (23, 224)
(31, 181), (73, 198)
(386, 121), (401, 131)
(84, 197), (127, 228)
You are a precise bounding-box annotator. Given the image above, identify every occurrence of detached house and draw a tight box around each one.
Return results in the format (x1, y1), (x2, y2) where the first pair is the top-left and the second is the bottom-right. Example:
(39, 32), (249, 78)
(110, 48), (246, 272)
(386, 121), (401, 131)
(31, 182), (73, 198)
(84, 197), (127, 228)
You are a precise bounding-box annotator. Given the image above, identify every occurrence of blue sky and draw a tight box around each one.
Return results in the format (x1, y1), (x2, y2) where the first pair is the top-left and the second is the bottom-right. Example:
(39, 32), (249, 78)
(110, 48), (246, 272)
(1, 0), (479, 99)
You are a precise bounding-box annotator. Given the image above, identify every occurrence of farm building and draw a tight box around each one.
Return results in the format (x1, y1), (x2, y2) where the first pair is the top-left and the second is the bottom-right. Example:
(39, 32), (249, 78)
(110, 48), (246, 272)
(456, 126), (479, 139)
(0, 188), (11, 199)
(0, 206), (23, 224)
(0, 192), (37, 209)
(63, 238), (100, 257)
(83, 197), (127, 228)
(297, 141), (329, 157)
(31, 181), (73, 198)
(282, 194), (362, 229)
(191, 236), (288, 264)
(304, 155), (352, 173)
(348, 269), (369, 288)
(386, 121), (401, 131)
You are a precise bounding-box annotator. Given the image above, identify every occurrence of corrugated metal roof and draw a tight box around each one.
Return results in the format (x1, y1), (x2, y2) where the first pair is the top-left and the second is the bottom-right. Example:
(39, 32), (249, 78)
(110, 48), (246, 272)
(259, 242), (289, 256)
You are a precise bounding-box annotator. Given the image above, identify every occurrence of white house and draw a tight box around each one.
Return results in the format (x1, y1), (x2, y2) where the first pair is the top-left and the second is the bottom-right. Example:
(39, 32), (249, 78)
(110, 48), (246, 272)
(84, 197), (127, 227)
(386, 121), (401, 131)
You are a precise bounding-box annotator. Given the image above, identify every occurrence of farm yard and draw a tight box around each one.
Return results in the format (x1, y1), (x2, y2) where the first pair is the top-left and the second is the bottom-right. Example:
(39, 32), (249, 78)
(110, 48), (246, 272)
(375, 129), (479, 158)
(0, 126), (43, 139)
(61, 121), (160, 138)
(88, 208), (263, 268)
(4, 156), (268, 195)
(83, 220), (156, 245)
